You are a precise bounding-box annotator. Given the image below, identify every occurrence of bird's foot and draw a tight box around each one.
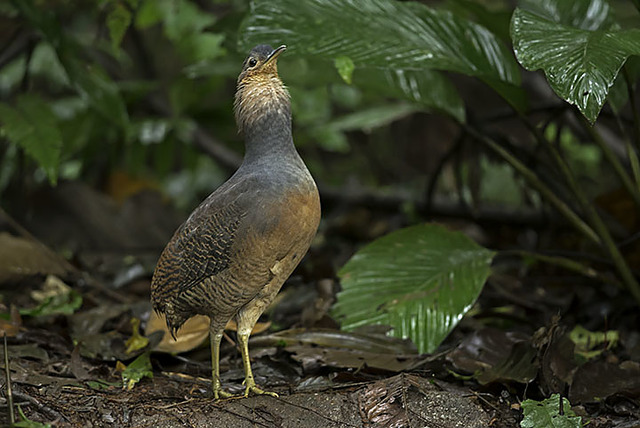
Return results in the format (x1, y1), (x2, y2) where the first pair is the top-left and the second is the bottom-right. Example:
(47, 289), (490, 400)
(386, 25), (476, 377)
(213, 387), (234, 400)
(243, 378), (278, 398)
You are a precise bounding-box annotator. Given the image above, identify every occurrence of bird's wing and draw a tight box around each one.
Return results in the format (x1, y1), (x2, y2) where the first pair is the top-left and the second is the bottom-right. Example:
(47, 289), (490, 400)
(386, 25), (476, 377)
(151, 178), (253, 300)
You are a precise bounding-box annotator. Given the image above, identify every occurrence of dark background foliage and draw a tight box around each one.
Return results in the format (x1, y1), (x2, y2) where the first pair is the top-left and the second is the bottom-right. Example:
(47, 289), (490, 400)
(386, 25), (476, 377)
(1, 0), (640, 426)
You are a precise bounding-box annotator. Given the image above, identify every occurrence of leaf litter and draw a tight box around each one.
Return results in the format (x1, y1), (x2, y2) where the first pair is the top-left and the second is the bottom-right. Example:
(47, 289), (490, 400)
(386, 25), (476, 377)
(0, 182), (638, 427)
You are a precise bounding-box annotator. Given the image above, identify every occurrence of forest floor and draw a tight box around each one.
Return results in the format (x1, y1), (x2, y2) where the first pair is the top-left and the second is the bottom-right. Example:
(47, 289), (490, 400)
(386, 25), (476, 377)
(1, 181), (639, 427)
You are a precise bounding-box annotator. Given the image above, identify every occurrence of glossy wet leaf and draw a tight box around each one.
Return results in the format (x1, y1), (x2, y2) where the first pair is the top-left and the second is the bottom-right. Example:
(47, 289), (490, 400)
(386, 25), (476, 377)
(240, 0), (520, 82)
(521, 394), (582, 428)
(334, 224), (495, 353)
(511, 7), (640, 122)
(519, 0), (613, 31)
(0, 94), (62, 184)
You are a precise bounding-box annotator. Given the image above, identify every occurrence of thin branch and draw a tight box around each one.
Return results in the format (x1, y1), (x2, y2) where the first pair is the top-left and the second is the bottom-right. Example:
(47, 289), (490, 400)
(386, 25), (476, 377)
(3, 334), (14, 425)
(424, 132), (465, 213)
(503, 250), (620, 288)
(320, 184), (551, 228)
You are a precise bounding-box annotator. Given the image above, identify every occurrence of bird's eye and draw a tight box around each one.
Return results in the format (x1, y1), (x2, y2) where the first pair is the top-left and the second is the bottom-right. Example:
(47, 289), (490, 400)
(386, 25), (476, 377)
(248, 58), (258, 68)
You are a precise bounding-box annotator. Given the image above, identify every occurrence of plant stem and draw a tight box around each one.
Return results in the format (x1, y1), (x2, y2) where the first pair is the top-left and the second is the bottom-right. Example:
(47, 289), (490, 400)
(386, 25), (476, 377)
(525, 120), (640, 305)
(623, 66), (640, 151)
(581, 117), (640, 209)
(464, 125), (601, 245)
(506, 250), (620, 287)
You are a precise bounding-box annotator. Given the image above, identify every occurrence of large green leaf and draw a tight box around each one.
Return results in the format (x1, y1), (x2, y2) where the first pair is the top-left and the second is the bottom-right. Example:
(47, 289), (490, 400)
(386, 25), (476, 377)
(519, 0), (613, 30)
(335, 224), (495, 354)
(0, 94), (63, 184)
(239, 0), (520, 83)
(521, 394), (582, 428)
(511, 7), (640, 122)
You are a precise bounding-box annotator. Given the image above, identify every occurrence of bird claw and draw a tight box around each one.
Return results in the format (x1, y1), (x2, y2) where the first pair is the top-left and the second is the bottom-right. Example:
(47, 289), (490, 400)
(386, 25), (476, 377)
(244, 385), (278, 398)
(242, 378), (278, 397)
(213, 388), (234, 400)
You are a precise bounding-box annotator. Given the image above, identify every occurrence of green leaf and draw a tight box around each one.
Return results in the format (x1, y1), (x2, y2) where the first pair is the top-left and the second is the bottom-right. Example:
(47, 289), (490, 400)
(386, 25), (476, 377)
(334, 56), (355, 84)
(325, 103), (420, 133)
(107, 3), (132, 49)
(0, 94), (62, 184)
(125, 318), (149, 354)
(357, 69), (465, 123)
(239, 0), (520, 84)
(443, 0), (513, 42)
(521, 394), (583, 428)
(309, 127), (350, 153)
(12, 1), (130, 131)
(135, 0), (163, 28)
(120, 352), (153, 390)
(511, 8), (640, 122)
(334, 224), (495, 353)
(15, 405), (52, 428)
(19, 276), (82, 317)
(519, 0), (613, 31)
(569, 325), (619, 360)
(160, 0), (216, 41)
(66, 61), (130, 131)
(177, 32), (226, 62)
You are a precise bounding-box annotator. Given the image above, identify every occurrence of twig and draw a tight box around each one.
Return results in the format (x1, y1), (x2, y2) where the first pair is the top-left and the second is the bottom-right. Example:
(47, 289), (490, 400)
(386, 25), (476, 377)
(424, 132), (465, 213)
(3, 334), (14, 424)
(11, 388), (66, 422)
(503, 250), (620, 288)
(321, 184), (551, 228)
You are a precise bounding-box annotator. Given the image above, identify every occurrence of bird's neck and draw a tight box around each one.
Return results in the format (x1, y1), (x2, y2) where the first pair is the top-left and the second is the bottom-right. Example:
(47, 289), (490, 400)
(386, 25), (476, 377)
(234, 78), (298, 164)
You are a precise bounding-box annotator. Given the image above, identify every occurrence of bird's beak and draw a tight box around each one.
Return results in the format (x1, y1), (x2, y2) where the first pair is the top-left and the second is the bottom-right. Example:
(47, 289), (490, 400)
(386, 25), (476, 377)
(265, 45), (287, 65)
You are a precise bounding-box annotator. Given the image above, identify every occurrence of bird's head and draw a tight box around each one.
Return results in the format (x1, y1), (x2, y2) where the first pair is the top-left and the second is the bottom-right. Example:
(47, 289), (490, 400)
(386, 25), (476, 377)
(234, 44), (290, 135)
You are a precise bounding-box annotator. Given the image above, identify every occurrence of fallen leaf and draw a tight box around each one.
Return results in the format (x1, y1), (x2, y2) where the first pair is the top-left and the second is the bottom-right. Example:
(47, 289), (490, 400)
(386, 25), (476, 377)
(0, 233), (68, 283)
(125, 318), (149, 354)
(119, 352), (153, 390)
(146, 312), (270, 353)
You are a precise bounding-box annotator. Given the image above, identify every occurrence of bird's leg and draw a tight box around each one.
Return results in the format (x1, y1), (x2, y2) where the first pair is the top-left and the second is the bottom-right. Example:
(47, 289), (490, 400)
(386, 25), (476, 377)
(237, 329), (278, 398)
(209, 323), (233, 400)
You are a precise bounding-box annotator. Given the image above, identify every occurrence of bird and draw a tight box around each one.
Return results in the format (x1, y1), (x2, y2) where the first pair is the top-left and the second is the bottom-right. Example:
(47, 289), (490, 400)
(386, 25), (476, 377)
(151, 44), (321, 399)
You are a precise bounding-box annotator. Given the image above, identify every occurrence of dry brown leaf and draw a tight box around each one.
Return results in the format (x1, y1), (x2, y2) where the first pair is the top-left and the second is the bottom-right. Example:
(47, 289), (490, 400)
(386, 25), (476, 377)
(146, 312), (210, 353)
(147, 312), (271, 353)
(0, 233), (68, 283)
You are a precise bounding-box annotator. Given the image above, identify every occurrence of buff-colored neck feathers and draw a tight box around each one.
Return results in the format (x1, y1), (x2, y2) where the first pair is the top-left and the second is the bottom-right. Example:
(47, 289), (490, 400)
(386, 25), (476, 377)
(234, 70), (290, 134)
